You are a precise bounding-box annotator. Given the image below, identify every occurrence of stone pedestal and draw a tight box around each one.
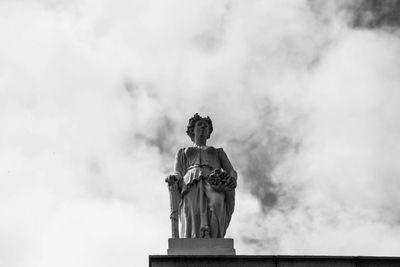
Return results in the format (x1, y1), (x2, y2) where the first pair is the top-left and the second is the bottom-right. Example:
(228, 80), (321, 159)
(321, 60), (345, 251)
(167, 238), (235, 255)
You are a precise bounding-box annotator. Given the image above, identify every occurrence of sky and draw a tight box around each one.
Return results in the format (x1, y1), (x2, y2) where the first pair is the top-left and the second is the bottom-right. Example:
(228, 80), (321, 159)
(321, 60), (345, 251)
(1, 0), (400, 266)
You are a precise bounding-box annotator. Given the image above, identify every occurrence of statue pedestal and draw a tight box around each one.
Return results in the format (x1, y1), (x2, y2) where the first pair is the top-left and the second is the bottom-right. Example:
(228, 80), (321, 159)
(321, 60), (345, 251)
(167, 238), (235, 255)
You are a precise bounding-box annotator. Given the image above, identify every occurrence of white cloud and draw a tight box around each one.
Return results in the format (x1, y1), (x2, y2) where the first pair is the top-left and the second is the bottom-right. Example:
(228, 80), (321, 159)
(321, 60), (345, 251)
(1, 0), (400, 266)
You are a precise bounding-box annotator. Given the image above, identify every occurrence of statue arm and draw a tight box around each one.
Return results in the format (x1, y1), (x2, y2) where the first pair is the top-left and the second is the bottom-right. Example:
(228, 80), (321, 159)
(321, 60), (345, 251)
(166, 148), (185, 185)
(173, 148), (185, 180)
(218, 148), (237, 234)
(166, 148), (185, 238)
(219, 148), (237, 180)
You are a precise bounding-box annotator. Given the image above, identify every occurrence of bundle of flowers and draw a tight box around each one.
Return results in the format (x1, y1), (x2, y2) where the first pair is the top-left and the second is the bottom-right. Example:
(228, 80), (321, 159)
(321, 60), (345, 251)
(206, 169), (236, 192)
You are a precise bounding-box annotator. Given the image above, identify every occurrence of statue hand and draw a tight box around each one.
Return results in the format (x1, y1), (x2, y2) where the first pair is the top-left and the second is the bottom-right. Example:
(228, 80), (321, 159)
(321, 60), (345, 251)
(226, 177), (237, 190)
(165, 175), (178, 185)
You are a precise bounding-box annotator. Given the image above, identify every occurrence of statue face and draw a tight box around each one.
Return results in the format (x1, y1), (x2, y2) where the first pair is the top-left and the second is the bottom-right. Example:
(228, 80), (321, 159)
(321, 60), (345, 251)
(194, 119), (210, 140)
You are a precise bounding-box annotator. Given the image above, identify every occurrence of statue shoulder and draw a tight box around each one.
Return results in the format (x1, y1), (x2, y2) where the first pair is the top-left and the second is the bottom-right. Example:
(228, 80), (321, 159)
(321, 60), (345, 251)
(216, 147), (230, 159)
(175, 147), (187, 157)
(215, 147), (225, 154)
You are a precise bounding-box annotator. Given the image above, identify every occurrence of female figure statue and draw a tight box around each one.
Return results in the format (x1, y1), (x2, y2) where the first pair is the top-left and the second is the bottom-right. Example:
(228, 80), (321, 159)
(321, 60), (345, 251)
(166, 114), (238, 238)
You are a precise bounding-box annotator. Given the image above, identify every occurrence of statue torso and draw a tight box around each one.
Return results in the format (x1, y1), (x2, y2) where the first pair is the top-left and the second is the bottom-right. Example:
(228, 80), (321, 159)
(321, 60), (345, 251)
(182, 146), (222, 185)
(184, 146), (221, 169)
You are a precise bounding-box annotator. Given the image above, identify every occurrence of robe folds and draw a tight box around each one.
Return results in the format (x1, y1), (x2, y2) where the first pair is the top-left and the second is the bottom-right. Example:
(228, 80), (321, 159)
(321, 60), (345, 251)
(173, 146), (237, 238)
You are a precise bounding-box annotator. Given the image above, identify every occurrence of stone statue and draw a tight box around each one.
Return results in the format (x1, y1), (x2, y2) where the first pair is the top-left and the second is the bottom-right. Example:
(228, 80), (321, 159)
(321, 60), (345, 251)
(166, 113), (238, 238)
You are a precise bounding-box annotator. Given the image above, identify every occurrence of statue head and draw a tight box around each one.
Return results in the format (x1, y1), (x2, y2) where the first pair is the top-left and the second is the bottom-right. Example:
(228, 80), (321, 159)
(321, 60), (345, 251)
(186, 113), (213, 142)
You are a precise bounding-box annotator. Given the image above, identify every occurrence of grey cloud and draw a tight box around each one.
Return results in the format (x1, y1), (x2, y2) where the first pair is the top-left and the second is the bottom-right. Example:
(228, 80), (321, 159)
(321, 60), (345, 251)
(2, 0), (400, 265)
(228, 107), (300, 212)
(136, 115), (178, 159)
(192, 1), (231, 52)
(308, 0), (400, 30)
(350, 0), (400, 29)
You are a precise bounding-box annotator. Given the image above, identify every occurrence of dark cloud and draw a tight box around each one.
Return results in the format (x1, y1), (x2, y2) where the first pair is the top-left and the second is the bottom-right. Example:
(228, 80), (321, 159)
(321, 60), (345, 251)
(123, 79), (139, 96)
(134, 113), (180, 176)
(350, 0), (400, 29)
(308, 0), (400, 30)
(241, 236), (276, 251)
(229, 107), (300, 212)
(122, 78), (179, 158)
(146, 115), (177, 156)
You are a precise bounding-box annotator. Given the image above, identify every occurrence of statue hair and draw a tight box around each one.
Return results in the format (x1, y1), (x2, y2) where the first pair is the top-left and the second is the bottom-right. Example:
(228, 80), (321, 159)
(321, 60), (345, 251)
(186, 113), (213, 141)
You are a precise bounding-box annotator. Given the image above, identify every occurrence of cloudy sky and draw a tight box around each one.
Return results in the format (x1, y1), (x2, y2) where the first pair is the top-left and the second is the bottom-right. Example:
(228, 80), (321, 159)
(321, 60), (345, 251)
(1, 0), (400, 266)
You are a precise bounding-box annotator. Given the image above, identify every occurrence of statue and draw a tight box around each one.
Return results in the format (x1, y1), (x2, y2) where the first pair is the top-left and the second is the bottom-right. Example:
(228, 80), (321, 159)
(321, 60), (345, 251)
(166, 113), (238, 238)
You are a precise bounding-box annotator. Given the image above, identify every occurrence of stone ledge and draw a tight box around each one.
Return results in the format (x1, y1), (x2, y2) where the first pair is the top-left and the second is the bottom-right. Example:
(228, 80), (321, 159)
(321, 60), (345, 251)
(150, 255), (400, 267)
(167, 238), (235, 255)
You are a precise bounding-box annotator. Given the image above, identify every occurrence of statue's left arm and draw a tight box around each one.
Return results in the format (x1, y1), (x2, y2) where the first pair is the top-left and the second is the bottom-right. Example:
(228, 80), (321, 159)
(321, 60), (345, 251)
(218, 148), (238, 181)
(218, 148), (237, 234)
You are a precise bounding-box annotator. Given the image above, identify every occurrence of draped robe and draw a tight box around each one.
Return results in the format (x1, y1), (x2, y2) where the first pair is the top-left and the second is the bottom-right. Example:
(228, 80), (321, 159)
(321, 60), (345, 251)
(173, 146), (237, 238)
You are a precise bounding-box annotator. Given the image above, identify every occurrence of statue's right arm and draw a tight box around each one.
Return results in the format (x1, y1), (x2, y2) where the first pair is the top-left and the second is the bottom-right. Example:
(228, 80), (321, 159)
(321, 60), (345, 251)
(166, 148), (185, 185)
